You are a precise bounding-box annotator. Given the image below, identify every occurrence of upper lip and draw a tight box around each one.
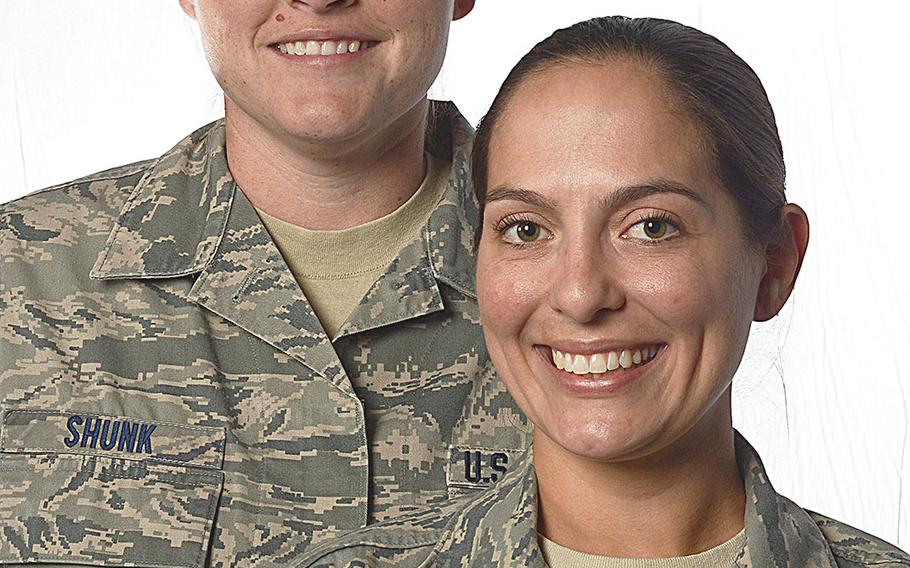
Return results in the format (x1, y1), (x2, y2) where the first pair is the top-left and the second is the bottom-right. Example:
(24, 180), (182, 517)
(270, 30), (382, 45)
(539, 341), (665, 355)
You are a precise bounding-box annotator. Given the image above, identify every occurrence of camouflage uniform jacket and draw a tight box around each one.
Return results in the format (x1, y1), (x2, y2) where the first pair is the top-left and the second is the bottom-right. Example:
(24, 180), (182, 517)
(299, 432), (910, 568)
(0, 100), (529, 567)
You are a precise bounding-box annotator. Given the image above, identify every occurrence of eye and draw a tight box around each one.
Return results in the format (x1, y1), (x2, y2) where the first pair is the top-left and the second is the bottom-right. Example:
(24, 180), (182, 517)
(626, 213), (680, 242)
(495, 217), (552, 245)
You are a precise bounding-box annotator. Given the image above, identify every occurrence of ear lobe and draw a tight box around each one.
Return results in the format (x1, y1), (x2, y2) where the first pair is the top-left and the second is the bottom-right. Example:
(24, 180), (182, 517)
(453, 0), (476, 21)
(752, 204), (810, 322)
(753, 267), (785, 322)
(178, 0), (198, 20)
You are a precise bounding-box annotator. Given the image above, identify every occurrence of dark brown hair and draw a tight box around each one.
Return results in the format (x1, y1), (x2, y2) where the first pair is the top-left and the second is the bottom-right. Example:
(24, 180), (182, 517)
(471, 16), (786, 250)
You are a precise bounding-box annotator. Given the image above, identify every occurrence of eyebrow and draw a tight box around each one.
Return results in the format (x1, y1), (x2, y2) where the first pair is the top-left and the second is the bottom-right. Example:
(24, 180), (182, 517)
(484, 187), (558, 210)
(485, 179), (710, 213)
(601, 180), (710, 212)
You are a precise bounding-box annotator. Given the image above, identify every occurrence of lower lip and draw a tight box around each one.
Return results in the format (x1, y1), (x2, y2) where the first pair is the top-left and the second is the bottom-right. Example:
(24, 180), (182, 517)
(271, 44), (377, 68)
(537, 345), (666, 396)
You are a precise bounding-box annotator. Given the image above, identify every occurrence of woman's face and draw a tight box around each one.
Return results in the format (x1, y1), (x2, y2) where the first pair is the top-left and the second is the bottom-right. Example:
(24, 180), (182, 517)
(477, 60), (769, 462)
(180, 0), (472, 145)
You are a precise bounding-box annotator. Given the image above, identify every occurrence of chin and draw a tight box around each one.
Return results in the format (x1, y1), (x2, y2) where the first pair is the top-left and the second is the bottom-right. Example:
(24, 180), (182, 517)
(276, 107), (372, 143)
(542, 415), (657, 463)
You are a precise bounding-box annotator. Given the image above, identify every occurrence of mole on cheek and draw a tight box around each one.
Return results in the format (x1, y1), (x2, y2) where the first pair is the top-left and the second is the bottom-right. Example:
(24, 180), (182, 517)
(275, 13), (285, 22)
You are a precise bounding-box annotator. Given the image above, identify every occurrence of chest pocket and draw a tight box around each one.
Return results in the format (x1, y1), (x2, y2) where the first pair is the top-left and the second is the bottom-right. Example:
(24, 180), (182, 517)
(0, 409), (225, 567)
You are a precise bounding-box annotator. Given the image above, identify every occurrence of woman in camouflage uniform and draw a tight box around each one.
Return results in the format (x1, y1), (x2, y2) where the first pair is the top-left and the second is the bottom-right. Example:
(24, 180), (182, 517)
(299, 16), (910, 568)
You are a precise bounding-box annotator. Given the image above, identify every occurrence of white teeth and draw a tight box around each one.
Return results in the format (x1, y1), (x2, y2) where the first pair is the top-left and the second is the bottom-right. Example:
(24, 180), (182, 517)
(551, 345), (662, 377)
(279, 39), (371, 57)
(619, 350), (633, 369)
(590, 353), (607, 373)
(572, 355), (589, 375)
(607, 351), (620, 371)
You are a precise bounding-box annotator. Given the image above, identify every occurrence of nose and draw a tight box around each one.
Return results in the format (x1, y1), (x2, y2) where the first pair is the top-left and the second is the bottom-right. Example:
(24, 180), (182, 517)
(547, 240), (625, 324)
(292, 0), (356, 13)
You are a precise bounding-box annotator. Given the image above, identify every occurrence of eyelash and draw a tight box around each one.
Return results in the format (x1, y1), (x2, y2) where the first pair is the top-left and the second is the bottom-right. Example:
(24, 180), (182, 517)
(626, 211), (682, 245)
(492, 214), (549, 247)
(493, 211), (682, 247)
(493, 214), (534, 234)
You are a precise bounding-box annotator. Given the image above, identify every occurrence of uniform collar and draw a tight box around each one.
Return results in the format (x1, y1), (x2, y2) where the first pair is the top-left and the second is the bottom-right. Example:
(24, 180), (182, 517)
(421, 100), (480, 299)
(332, 101), (479, 338)
(432, 433), (840, 567)
(90, 120), (235, 280)
(433, 446), (549, 567)
(734, 431), (839, 568)
(90, 100), (480, 299)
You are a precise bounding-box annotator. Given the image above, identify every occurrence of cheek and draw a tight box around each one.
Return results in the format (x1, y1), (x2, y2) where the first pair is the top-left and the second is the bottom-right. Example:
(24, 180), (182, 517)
(623, 248), (741, 331)
(625, 251), (711, 318)
(197, 6), (265, 73)
(476, 251), (549, 340)
(391, 19), (449, 91)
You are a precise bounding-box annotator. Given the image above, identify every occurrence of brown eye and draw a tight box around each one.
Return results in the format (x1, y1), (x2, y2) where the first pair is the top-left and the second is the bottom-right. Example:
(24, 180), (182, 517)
(643, 219), (667, 239)
(516, 222), (540, 242)
(501, 220), (551, 245)
(626, 215), (680, 242)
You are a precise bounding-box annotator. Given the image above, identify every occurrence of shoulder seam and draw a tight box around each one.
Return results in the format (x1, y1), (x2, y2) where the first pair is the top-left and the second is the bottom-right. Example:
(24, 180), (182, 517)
(830, 550), (910, 566)
(3, 159), (154, 206)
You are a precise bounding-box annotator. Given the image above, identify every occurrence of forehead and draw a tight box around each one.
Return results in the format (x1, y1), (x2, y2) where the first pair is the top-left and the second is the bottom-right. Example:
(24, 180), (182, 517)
(488, 60), (716, 195)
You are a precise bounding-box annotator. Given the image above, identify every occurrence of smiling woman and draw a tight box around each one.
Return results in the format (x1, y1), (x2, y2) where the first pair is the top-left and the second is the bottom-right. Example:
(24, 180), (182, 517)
(0, 1), (545, 566)
(472, 20), (805, 560)
(297, 16), (910, 568)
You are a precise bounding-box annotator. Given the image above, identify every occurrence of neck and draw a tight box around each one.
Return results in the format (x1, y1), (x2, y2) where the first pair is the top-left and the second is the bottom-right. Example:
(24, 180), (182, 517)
(534, 397), (745, 558)
(223, 98), (429, 230)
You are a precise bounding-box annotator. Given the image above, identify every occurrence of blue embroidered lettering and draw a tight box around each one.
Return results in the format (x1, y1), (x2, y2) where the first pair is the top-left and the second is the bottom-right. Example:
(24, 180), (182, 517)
(136, 423), (156, 454)
(63, 415), (82, 448)
(117, 421), (139, 453)
(99, 420), (121, 451)
(60, 416), (158, 455)
(489, 452), (509, 482)
(80, 416), (102, 449)
(464, 450), (483, 483)
(461, 450), (513, 484)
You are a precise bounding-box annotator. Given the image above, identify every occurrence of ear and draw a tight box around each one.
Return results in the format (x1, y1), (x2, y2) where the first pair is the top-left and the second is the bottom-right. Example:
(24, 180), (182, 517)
(453, 0), (476, 21)
(178, 0), (198, 20)
(753, 204), (810, 322)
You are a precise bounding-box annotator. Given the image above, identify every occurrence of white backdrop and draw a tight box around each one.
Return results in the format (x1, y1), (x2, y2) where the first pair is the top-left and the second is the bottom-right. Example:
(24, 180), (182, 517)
(2, 0), (909, 550)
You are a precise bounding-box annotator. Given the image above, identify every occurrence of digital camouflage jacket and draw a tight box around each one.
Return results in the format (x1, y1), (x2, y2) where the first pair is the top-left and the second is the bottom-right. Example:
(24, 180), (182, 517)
(0, 101), (530, 567)
(299, 432), (910, 568)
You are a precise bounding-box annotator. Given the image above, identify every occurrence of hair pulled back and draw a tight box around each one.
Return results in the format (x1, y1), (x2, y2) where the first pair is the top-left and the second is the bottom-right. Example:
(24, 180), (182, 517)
(471, 16), (786, 249)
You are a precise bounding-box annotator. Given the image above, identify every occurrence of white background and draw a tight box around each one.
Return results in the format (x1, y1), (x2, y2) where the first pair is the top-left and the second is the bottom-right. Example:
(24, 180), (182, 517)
(1, 0), (909, 550)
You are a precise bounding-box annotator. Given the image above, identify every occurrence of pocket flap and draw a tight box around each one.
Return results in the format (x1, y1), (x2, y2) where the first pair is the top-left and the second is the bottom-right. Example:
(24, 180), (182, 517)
(0, 409), (225, 469)
(0, 453), (222, 567)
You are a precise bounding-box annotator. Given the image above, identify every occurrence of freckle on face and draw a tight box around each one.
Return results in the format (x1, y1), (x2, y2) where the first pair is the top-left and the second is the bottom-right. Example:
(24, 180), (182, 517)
(476, 60), (763, 463)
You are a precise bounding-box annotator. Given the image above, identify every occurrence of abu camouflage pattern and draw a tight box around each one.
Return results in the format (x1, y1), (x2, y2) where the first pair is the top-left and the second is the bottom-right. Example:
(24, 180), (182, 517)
(1, 409), (226, 467)
(1, 452), (222, 567)
(299, 432), (910, 568)
(0, 101), (530, 566)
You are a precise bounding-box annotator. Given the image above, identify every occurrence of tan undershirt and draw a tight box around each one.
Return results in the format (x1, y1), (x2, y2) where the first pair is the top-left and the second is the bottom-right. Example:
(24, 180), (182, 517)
(539, 528), (745, 568)
(255, 153), (449, 338)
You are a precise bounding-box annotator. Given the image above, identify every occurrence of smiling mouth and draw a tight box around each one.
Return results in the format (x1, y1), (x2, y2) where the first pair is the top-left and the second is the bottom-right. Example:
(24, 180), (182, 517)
(542, 344), (666, 379)
(276, 39), (378, 57)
